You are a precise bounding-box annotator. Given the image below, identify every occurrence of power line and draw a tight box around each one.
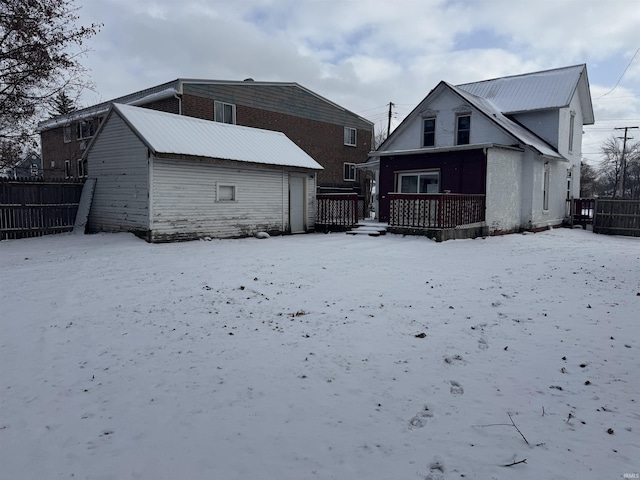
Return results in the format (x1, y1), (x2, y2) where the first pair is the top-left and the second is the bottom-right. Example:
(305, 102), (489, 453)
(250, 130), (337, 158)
(597, 47), (640, 99)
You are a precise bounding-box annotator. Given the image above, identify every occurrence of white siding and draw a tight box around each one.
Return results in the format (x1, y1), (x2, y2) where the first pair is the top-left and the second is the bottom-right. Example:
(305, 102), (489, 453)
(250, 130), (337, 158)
(384, 88), (513, 151)
(511, 110), (559, 149)
(530, 156), (567, 229)
(87, 114), (150, 234)
(150, 157), (313, 241)
(558, 92), (584, 198)
(485, 148), (523, 233)
(306, 174), (317, 230)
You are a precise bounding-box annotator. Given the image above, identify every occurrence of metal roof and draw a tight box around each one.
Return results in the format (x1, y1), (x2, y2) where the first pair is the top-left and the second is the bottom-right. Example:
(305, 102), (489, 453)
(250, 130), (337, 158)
(448, 84), (563, 159)
(109, 104), (323, 170)
(456, 64), (592, 121)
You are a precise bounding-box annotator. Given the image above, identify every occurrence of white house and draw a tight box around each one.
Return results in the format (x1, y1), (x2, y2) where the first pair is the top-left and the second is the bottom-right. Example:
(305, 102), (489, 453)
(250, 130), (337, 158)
(84, 104), (323, 242)
(367, 64), (594, 236)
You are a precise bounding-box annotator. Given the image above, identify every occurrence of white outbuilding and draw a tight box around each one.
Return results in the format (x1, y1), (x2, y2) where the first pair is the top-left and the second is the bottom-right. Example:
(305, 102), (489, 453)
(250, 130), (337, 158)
(84, 103), (323, 242)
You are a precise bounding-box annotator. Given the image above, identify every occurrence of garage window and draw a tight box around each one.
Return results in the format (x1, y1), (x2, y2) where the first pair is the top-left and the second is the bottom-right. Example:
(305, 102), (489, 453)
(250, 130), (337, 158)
(217, 184), (237, 202)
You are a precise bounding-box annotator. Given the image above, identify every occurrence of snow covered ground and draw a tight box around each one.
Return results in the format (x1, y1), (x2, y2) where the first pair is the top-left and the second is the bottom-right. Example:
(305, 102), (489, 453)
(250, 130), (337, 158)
(1, 228), (638, 480)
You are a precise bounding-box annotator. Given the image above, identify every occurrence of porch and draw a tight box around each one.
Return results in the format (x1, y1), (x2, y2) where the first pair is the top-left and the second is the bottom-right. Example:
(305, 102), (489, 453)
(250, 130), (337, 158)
(388, 193), (487, 241)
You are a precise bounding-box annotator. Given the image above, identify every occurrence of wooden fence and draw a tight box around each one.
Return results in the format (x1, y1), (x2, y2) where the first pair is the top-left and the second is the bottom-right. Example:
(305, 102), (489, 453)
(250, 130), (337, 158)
(593, 199), (640, 237)
(0, 178), (84, 240)
(316, 193), (359, 229)
(389, 193), (486, 229)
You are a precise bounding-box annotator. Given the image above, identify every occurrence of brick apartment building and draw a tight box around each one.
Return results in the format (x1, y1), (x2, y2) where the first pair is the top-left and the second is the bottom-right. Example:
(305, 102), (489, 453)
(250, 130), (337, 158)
(38, 79), (374, 195)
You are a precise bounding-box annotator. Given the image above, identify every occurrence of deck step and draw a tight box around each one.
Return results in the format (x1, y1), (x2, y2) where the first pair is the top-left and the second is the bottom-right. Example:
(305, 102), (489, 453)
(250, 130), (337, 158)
(346, 223), (388, 237)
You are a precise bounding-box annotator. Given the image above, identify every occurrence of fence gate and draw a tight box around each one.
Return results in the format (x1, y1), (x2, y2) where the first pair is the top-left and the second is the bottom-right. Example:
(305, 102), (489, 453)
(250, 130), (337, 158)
(0, 178), (84, 240)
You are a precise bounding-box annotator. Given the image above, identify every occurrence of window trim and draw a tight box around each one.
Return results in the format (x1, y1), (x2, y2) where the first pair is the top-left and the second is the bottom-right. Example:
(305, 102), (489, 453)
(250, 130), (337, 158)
(422, 117), (436, 147)
(343, 162), (356, 181)
(396, 169), (440, 194)
(456, 114), (471, 146)
(216, 183), (237, 202)
(344, 127), (357, 147)
(214, 101), (236, 124)
(64, 160), (72, 179)
(63, 125), (71, 143)
(568, 111), (575, 153)
(77, 119), (96, 140)
(543, 162), (550, 211)
(77, 158), (87, 178)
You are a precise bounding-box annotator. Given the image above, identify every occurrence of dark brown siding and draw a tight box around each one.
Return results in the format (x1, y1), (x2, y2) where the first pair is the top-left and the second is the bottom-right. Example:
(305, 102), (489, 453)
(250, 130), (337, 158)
(378, 149), (487, 222)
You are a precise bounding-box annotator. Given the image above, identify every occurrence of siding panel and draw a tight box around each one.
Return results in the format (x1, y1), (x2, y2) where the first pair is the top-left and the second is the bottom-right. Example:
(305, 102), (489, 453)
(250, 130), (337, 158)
(87, 114), (150, 233)
(151, 158), (296, 240)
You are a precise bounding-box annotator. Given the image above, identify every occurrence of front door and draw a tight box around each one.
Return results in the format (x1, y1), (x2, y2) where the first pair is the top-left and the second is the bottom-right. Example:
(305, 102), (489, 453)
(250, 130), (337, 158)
(289, 176), (306, 233)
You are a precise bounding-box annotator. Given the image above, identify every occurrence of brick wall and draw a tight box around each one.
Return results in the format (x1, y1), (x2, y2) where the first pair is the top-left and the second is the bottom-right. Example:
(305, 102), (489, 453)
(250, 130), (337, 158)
(42, 93), (373, 191)
(41, 97), (180, 179)
(181, 95), (372, 190)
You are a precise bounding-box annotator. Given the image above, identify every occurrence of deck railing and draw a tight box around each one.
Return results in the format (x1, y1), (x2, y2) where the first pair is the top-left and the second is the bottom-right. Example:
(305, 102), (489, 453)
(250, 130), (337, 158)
(389, 193), (486, 229)
(316, 193), (359, 228)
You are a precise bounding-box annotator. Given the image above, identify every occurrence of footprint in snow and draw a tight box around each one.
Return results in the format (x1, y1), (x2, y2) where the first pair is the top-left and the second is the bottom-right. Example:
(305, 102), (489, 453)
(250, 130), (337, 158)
(449, 381), (464, 396)
(424, 457), (446, 480)
(478, 337), (489, 350)
(409, 405), (434, 429)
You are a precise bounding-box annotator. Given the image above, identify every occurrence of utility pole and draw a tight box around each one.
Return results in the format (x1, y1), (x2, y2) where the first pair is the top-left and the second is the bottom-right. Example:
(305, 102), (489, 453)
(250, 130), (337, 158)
(387, 102), (395, 138)
(615, 126), (639, 198)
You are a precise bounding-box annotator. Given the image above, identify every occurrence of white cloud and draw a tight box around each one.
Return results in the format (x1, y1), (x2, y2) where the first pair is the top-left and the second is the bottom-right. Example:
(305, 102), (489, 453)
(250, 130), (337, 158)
(76, 0), (640, 160)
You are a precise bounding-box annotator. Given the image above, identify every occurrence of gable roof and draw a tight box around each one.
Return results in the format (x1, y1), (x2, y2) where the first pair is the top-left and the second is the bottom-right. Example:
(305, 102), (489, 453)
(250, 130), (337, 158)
(372, 64), (594, 157)
(38, 79), (373, 131)
(447, 83), (561, 158)
(91, 104), (323, 170)
(457, 64), (594, 124)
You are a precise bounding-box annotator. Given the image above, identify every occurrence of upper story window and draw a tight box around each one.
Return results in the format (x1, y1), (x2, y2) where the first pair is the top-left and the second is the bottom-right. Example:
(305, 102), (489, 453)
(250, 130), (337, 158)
(214, 101), (236, 124)
(77, 158), (87, 178)
(77, 119), (96, 140)
(568, 112), (575, 153)
(422, 117), (436, 147)
(344, 127), (357, 147)
(398, 170), (440, 194)
(344, 163), (356, 181)
(456, 115), (470, 145)
(63, 125), (71, 143)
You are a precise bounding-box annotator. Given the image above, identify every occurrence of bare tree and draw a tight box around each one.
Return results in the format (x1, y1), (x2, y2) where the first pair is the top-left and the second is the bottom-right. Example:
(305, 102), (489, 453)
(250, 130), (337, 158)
(0, 0), (100, 168)
(597, 136), (640, 198)
(373, 128), (388, 149)
(580, 161), (599, 198)
(598, 137), (624, 197)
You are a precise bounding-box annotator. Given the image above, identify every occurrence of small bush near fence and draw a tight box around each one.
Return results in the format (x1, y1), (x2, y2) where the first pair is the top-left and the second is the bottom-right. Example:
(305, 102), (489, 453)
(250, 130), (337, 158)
(0, 177), (84, 240)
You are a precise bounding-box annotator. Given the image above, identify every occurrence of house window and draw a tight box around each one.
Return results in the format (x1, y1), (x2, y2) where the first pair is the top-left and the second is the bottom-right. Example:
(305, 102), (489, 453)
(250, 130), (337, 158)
(77, 119), (95, 140)
(543, 162), (550, 211)
(422, 117), (436, 147)
(344, 163), (356, 181)
(77, 158), (87, 178)
(30, 164), (38, 176)
(398, 171), (440, 193)
(344, 127), (357, 147)
(64, 160), (71, 179)
(568, 112), (575, 153)
(214, 101), (236, 124)
(63, 125), (71, 143)
(217, 184), (236, 202)
(456, 115), (471, 145)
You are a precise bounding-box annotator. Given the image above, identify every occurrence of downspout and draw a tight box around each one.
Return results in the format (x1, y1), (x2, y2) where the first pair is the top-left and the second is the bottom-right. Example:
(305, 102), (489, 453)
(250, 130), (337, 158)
(175, 93), (182, 115)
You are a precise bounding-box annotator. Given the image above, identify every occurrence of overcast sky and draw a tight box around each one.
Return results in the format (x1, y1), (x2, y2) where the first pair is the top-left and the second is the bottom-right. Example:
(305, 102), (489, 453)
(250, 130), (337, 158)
(76, 0), (640, 165)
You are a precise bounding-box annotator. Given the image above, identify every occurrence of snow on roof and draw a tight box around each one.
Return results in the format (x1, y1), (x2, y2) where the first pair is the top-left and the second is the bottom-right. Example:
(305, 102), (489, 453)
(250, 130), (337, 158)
(456, 64), (587, 115)
(110, 104), (323, 170)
